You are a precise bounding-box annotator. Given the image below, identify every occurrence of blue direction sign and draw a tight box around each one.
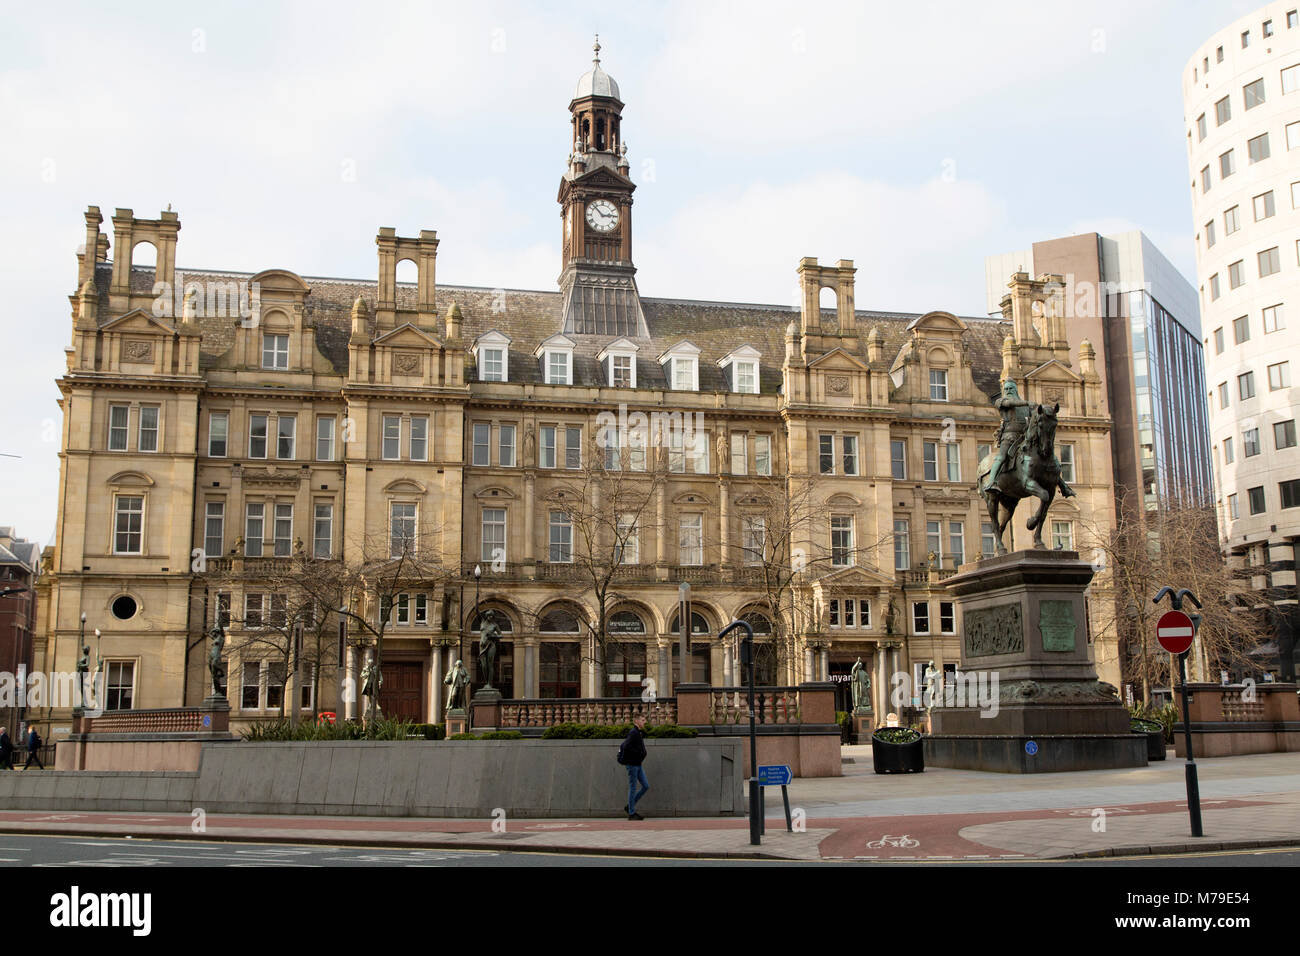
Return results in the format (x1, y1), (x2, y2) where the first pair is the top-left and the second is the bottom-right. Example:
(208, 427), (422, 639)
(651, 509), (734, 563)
(1025, 740), (1038, 756)
(757, 765), (792, 786)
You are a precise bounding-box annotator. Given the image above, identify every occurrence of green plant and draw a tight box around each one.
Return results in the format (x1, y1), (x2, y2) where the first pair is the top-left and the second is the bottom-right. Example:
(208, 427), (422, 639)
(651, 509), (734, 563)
(1129, 702), (1177, 743)
(835, 711), (854, 744)
(872, 727), (921, 745)
(480, 730), (524, 739)
(239, 716), (420, 742)
(449, 732), (480, 740)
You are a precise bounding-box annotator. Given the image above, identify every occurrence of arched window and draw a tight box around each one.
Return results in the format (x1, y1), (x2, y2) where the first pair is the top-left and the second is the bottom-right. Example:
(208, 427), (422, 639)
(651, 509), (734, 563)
(741, 610), (773, 635)
(471, 611), (513, 633)
(669, 611), (709, 636)
(539, 605), (583, 633)
(608, 610), (645, 635)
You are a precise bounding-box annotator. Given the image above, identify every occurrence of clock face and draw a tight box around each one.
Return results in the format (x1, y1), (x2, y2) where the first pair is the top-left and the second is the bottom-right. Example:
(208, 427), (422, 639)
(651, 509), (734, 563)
(585, 199), (619, 233)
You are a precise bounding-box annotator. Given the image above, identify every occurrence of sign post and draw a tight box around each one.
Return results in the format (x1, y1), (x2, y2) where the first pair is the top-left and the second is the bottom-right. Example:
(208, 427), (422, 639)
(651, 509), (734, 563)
(757, 765), (794, 833)
(719, 619), (759, 845)
(1153, 588), (1204, 838)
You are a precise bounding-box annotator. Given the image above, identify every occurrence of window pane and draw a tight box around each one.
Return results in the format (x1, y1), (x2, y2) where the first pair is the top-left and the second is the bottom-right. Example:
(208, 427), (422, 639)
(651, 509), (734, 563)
(209, 413), (228, 457)
(499, 424), (515, 467)
(473, 423), (491, 466)
(313, 503), (332, 558)
(277, 415), (295, 459)
(249, 414), (268, 458)
(410, 417), (428, 461)
(138, 406), (159, 452)
(316, 416), (335, 460)
(205, 502), (224, 557)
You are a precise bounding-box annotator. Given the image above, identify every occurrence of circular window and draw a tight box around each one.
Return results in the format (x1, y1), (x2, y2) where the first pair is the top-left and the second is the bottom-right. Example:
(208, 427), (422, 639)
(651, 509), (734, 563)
(111, 595), (138, 620)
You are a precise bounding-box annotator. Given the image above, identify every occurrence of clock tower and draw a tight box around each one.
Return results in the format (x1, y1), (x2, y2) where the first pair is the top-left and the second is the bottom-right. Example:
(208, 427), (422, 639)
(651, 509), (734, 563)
(557, 37), (648, 337)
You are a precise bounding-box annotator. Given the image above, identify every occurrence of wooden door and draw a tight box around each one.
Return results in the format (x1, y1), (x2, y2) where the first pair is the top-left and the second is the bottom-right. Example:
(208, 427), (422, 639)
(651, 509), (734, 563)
(378, 661), (425, 722)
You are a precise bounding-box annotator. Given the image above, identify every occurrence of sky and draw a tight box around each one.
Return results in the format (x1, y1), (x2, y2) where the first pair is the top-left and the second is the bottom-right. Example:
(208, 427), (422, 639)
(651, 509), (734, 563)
(0, 0), (1268, 547)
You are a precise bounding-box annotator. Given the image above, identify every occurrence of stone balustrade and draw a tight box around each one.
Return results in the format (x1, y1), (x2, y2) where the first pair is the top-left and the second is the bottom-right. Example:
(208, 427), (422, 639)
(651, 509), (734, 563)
(499, 697), (677, 728)
(83, 707), (209, 734)
(1174, 681), (1300, 757)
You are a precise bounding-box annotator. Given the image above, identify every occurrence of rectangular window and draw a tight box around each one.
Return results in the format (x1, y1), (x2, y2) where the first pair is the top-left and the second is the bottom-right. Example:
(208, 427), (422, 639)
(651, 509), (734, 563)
(926, 520), (942, 562)
(831, 515), (854, 567)
(735, 361), (757, 394)
(244, 595), (264, 630)
(1228, 260), (1245, 289)
(1200, 165), (1211, 193)
(415, 594), (428, 625)
(1242, 30), (1251, 49)
(108, 404), (130, 451)
(1233, 315), (1251, 344)
(858, 599), (871, 629)
(1274, 419), (1297, 449)
(678, 514), (702, 566)
(276, 415), (295, 460)
(690, 432), (709, 474)
(616, 513), (639, 566)
(628, 428), (646, 472)
(262, 333), (289, 370)
(894, 518), (910, 570)
(395, 592), (411, 626)
(1239, 371), (1256, 400)
(1225, 205), (1241, 233)
(1205, 219), (1216, 247)
(482, 508), (506, 564)
(547, 351), (569, 385)
(730, 433), (747, 476)
(1254, 191), (1276, 220)
(409, 417), (428, 462)
(1268, 361), (1291, 390)
(1219, 149), (1236, 178)
(1244, 428), (1261, 458)
(1290, 12), (1299, 30)
(668, 431), (684, 473)
(923, 441), (938, 481)
(1217, 45), (1224, 62)
(265, 661), (286, 710)
(1265, 304), (1286, 332)
(1265, 19), (1274, 37)
(316, 416), (335, 461)
(208, 412), (228, 457)
(565, 426), (581, 469)
(1244, 77), (1266, 109)
(929, 368), (949, 401)
(977, 442), (990, 464)
(843, 435), (858, 476)
(313, 503), (332, 559)
(247, 414), (267, 459)
(1258, 246), (1281, 277)
(499, 424), (515, 467)
(1248, 486), (1266, 514)
(672, 358), (695, 391)
(1228, 493), (1239, 519)
(112, 495), (144, 554)
(940, 601), (955, 634)
(138, 406), (159, 452)
(1218, 382), (1230, 409)
(1058, 444), (1075, 483)
(981, 521), (996, 557)
(1215, 95), (1231, 125)
(480, 348), (504, 382)
(819, 434), (835, 474)
(1284, 63), (1300, 93)
(215, 592), (231, 628)
(828, 599), (840, 628)
(549, 511), (573, 563)
(913, 602), (930, 634)
(1196, 113), (1207, 141)
(541, 426), (556, 469)
(104, 660), (135, 711)
(948, 521), (965, 567)
(843, 599), (855, 628)
(240, 662), (261, 709)
(473, 423), (491, 467)
(1281, 479), (1300, 509)
(273, 503), (293, 556)
(204, 501), (224, 558)
(742, 516), (765, 566)
(1051, 520), (1074, 551)
(1248, 132), (1270, 163)
(1213, 327), (1224, 353)
(244, 503), (264, 557)
(1224, 435), (1235, 463)
(611, 354), (633, 388)
(390, 502), (416, 558)
(754, 435), (772, 476)
(1289, 122), (1300, 150)
(945, 442), (960, 482)
(381, 416), (400, 460)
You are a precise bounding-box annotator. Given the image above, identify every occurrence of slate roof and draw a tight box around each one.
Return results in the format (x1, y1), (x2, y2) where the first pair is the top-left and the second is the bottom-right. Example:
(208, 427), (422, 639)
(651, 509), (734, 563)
(93, 264), (1010, 399)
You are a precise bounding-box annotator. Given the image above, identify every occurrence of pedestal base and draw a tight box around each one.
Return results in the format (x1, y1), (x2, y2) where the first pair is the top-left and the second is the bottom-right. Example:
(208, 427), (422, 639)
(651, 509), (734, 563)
(470, 688), (502, 731)
(925, 731), (1147, 772)
(445, 709), (468, 737)
(852, 711), (875, 743)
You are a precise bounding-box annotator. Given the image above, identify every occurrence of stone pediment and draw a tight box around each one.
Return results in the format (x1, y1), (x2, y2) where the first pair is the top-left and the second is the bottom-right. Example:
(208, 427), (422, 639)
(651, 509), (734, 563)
(906, 310), (967, 334)
(106, 470), (154, 487)
(816, 564), (895, 589)
(100, 308), (177, 335)
(241, 468), (302, 487)
(383, 478), (426, 495)
(249, 269), (310, 295)
(672, 490), (712, 506)
(474, 486), (517, 501)
(1025, 359), (1080, 384)
(560, 166), (634, 199)
(825, 492), (862, 507)
(373, 323), (443, 349)
(807, 347), (869, 372)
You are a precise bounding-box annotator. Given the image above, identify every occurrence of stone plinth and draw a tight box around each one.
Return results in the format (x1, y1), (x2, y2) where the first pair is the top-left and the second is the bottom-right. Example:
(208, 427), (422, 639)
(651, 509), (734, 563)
(926, 549), (1146, 772)
(470, 687), (502, 731)
(445, 709), (468, 737)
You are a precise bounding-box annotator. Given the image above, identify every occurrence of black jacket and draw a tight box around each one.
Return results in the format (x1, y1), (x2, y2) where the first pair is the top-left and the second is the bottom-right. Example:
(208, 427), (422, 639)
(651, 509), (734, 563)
(0, 733), (11, 755)
(621, 726), (647, 766)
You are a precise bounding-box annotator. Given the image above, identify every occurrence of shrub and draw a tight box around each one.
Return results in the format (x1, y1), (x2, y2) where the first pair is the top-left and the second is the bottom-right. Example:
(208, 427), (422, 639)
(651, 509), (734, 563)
(449, 732), (480, 740)
(1129, 702), (1177, 743)
(835, 711), (854, 744)
(873, 727), (921, 745)
(240, 716), (420, 742)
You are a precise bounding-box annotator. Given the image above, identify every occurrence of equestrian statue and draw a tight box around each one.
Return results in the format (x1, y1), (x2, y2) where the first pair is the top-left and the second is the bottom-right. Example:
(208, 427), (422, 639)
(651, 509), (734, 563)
(976, 379), (1076, 553)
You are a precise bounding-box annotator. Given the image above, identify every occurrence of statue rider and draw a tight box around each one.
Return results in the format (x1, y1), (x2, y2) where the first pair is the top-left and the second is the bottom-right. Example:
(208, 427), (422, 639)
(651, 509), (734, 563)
(987, 380), (1031, 486)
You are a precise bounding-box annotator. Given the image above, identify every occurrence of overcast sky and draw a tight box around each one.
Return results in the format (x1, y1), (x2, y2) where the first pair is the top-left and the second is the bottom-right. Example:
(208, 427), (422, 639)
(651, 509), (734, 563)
(0, 0), (1264, 546)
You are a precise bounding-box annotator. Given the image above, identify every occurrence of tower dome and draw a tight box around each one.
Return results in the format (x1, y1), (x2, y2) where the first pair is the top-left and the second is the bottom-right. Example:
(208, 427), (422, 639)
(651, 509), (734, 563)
(574, 35), (620, 101)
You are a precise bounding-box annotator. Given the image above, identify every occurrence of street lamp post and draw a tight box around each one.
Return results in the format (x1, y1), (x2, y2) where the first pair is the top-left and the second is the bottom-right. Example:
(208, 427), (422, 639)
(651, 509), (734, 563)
(464, 564), (481, 667)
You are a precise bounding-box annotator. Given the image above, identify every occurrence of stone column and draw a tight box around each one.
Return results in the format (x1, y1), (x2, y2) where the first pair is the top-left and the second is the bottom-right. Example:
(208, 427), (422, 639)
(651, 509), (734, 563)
(875, 644), (887, 715)
(657, 638), (670, 696)
(344, 645), (357, 720)
(718, 478), (730, 566)
(429, 643), (443, 719)
(523, 473), (535, 562)
(722, 635), (734, 685)
(656, 486), (668, 565)
(804, 642), (814, 684)
(522, 638), (537, 698)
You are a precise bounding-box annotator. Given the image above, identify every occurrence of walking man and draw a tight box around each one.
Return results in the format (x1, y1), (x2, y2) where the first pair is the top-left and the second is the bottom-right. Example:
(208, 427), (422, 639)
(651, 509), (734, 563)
(0, 727), (13, 770)
(620, 714), (649, 820)
(23, 725), (43, 770)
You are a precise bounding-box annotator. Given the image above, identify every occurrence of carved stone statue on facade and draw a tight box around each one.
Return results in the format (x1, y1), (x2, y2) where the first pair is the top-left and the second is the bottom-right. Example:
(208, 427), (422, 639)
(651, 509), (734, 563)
(716, 432), (729, 474)
(850, 657), (871, 713)
(477, 610), (501, 690)
(360, 652), (381, 721)
(444, 659), (470, 712)
(523, 424), (536, 468)
(977, 380), (1076, 553)
(207, 621), (226, 699)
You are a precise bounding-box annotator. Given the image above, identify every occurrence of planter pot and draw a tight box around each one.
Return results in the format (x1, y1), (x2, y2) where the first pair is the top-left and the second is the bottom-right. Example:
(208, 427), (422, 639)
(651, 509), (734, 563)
(871, 731), (925, 774)
(1131, 720), (1166, 762)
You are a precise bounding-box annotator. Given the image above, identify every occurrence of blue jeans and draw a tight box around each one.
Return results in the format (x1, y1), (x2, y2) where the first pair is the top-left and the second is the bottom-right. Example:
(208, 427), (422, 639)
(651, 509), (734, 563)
(626, 764), (649, 813)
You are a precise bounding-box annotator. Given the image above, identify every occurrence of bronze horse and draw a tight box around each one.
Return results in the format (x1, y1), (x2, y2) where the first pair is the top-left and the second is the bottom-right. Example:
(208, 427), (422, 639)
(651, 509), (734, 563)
(977, 402), (1075, 553)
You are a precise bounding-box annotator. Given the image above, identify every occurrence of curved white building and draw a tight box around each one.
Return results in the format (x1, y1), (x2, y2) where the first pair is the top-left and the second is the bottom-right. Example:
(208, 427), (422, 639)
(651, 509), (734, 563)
(1184, 3), (1300, 677)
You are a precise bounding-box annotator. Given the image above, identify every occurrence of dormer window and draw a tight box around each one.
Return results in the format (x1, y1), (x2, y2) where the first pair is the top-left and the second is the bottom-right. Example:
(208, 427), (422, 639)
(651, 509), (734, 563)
(660, 341), (701, 392)
(473, 330), (511, 383)
(598, 338), (639, 388)
(929, 369), (949, 401)
(537, 334), (576, 386)
(718, 345), (761, 395)
(262, 333), (288, 370)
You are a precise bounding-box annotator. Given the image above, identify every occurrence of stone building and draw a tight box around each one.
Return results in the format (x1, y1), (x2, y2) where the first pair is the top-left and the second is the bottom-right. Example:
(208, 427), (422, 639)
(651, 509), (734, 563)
(34, 44), (1119, 732)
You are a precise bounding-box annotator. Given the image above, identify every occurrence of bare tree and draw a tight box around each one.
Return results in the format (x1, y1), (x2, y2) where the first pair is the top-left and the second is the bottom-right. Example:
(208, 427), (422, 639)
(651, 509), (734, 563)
(1078, 488), (1273, 702)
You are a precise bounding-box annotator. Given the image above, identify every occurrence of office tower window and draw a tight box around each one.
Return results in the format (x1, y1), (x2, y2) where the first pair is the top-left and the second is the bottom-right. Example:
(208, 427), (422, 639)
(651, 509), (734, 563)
(1224, 436), (1235, 463)
(1219, 149), (1236, 178)
(1244, 77), (1266, 109)
(1268, 361), (1291, 390)
(1258, 246), (1280, 277)
(1280, 479), (1300, 509)
(1243, 428), (1261, 457)
(1274, 419), (1297, 450)
(1228, 260), (1245, 289)
(1228, 493), (1239, 519)
(1225, 205), (1241, 233)
(1248, 132), (1270, 163)
(1238, 371), (1256, 400)
(1248, 486), (1266, 514)
(1264, 304), (1285, 332)
(1233, 314), (1251, 344)
(1205, 219), (1216, 247)
(1213, 327), (1224, 353)
(1215, 95), (1231, 125)
(1254, 190), (1276, 220)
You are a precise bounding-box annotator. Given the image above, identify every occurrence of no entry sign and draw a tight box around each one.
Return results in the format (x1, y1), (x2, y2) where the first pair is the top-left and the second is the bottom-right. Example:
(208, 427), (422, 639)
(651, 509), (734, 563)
(1156, 610), (1195, 654)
